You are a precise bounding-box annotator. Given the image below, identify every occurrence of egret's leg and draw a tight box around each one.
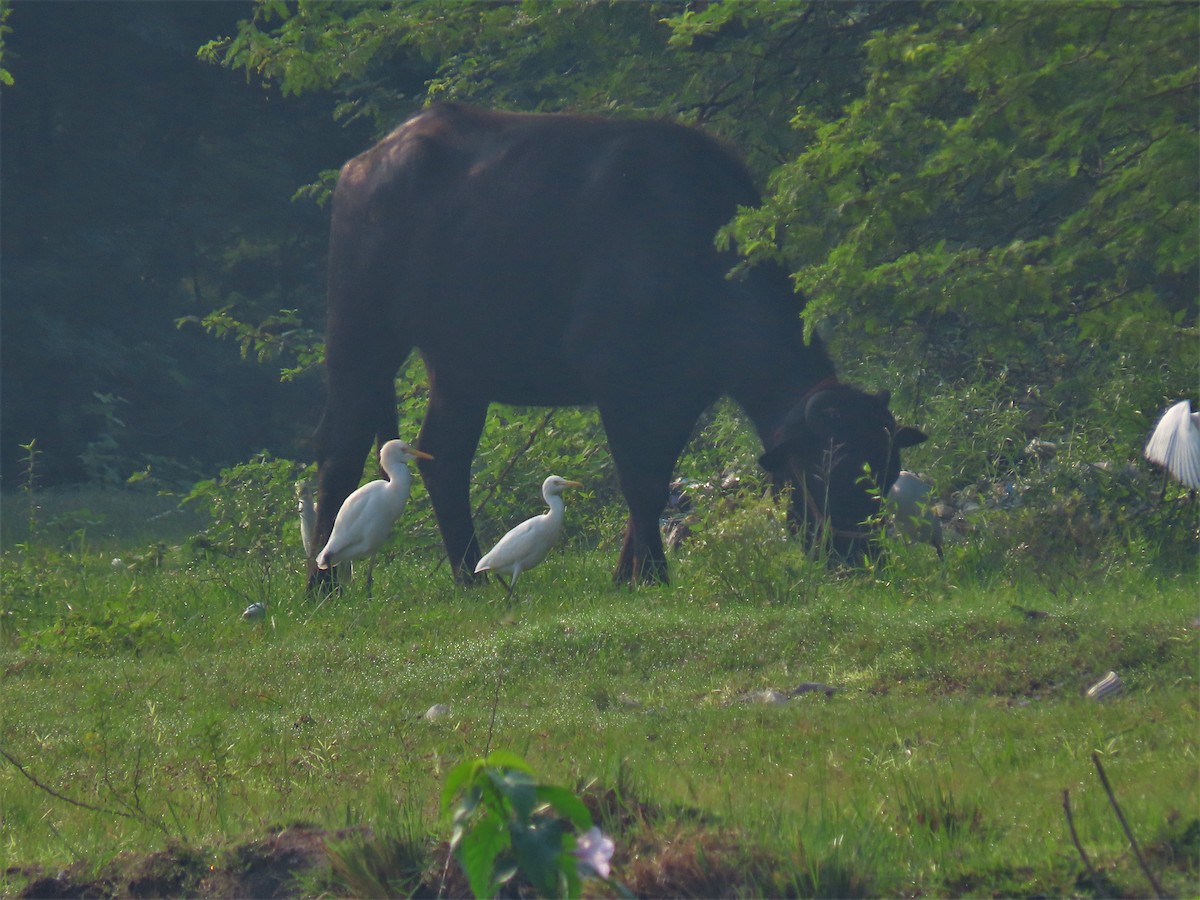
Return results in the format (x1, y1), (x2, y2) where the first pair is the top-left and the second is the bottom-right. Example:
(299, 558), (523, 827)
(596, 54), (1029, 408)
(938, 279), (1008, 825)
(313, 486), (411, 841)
(497, 574), (515, 598)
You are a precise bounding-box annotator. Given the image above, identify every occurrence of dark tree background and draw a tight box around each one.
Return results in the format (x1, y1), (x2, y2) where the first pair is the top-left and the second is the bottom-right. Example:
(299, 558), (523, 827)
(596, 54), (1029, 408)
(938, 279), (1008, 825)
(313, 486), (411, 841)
(0, 2), (369, 486)
(2, 1), (1194, 494)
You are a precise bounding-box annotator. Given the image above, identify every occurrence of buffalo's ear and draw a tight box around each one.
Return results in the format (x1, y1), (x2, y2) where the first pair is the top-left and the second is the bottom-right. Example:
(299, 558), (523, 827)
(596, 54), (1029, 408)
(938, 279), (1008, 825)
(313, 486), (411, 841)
(894, 426), (928, 449)
(759, 440), (799, 471)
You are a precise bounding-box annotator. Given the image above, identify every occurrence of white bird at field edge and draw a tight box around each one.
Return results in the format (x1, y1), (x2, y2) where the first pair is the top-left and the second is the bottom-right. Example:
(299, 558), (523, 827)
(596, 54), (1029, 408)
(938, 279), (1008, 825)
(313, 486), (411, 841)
(316, 439), (433, 596)
(886, 470), (944, 559)
(297, 479), (317, 560)
(475, 475), (582, 597)
(1144, 399), (1200, 490)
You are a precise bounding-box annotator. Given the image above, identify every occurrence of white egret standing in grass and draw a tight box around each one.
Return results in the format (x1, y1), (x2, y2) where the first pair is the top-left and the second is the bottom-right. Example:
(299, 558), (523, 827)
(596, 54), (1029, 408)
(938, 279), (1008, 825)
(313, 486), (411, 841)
(886, 470), (944, 559)
(297, 480), (317, 560)
(475, 475), (582, 598)
(316, 440), (433, 596)
(1144, 400), (1200, 490)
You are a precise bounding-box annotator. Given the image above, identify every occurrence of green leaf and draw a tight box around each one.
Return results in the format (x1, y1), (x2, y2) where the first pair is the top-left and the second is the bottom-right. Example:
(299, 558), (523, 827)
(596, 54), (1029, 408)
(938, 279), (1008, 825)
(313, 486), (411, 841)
(509, 816), (567, 897)
(536, 784), (593, 831)
(442, 758), (483, 813)
(458, 813), (509, 900)
(481, 749), (534, 774)
(487, 767), (537, 824)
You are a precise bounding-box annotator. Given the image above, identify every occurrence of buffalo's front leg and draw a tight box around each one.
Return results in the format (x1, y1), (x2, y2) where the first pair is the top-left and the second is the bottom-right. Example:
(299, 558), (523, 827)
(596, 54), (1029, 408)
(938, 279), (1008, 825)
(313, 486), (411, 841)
(418, 387), (488, 584)
(599, 403), (698, 586)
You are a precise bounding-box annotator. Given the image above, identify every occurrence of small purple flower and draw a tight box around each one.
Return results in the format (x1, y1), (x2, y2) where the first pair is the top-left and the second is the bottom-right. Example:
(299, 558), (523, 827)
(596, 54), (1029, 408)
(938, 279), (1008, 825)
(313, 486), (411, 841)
(573, 826), (615, 879)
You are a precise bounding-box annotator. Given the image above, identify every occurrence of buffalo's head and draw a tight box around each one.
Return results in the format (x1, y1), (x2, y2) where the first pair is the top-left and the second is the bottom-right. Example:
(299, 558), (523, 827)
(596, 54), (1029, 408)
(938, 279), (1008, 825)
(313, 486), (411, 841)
(759, 384), (927, 562)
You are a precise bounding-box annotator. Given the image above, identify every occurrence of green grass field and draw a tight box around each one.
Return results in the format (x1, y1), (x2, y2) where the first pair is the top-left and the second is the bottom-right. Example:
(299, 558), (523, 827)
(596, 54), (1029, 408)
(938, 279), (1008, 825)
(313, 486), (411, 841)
(1, 486), (1197, 897)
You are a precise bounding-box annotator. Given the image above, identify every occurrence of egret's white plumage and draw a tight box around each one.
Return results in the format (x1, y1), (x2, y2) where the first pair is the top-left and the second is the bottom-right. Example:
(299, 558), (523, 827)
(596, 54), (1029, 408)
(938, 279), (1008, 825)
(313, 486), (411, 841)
(475, 475), (582, 595)
(1144, 400), (1200, 489)
(316, 440), (433, 592)
(297, 480), (317, 560)
(886, 470), (943, 559)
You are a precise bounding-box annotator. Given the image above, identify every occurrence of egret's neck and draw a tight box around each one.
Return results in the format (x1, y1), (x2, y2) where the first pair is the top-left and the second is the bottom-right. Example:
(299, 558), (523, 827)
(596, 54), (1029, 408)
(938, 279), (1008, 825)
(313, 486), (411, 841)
(386, 465), (412, 490)
(544, 493), (565, 519)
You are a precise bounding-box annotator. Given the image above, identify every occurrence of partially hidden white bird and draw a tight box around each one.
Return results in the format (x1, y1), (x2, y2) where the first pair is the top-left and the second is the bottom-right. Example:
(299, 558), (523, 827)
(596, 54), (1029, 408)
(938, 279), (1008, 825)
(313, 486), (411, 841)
(297, 479), (317, 560)
(474, 475), (582, 597)
(1144, 399), (1200, 490)
(886, 470), (944, 560)
(316, 439), (433, 595)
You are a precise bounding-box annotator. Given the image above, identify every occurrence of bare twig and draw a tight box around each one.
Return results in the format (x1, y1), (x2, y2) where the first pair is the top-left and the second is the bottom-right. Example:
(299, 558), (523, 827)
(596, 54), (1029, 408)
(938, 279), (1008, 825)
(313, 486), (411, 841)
(1091, 751), (1166, 899)
(101, 742), (170, 836)
(1, 745), (136, 820)
(1062, 788), (1103, 894)
(483, 661), (503, 760)
(473, 409), (557, 521)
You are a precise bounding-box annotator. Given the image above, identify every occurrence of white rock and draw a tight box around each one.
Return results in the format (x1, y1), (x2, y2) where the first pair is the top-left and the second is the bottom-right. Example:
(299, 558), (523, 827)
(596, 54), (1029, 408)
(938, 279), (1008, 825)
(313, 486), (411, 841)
(241, 602), (266, 621)
(1086, 671), (1122, 700)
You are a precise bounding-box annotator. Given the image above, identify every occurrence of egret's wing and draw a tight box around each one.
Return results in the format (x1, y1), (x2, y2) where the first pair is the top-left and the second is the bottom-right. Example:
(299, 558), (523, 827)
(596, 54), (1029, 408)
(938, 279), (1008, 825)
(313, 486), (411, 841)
(317, 479), (396, 567)
(298, 489), (317, 558)
(476, 515), (549, 573)
(1145, 401), (1200, 489)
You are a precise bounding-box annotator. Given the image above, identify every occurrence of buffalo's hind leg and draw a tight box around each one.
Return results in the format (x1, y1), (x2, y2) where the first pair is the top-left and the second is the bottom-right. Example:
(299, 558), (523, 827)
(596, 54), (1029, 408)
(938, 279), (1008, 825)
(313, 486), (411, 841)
(417, 387), (489, 585)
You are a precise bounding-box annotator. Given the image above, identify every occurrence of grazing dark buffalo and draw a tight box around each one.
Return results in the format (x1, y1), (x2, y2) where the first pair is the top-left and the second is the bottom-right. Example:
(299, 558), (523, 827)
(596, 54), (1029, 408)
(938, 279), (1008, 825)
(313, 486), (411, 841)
(311, 103), (926, 588)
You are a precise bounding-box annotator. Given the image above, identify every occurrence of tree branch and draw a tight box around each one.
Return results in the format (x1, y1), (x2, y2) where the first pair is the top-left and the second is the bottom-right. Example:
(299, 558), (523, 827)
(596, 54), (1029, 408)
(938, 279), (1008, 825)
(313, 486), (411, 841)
(1, 745), (137, 821)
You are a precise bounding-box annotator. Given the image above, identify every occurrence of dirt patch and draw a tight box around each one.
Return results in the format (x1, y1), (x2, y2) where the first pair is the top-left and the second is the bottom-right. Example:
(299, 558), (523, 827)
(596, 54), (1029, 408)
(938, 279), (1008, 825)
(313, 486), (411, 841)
(9, 825), (343, 899)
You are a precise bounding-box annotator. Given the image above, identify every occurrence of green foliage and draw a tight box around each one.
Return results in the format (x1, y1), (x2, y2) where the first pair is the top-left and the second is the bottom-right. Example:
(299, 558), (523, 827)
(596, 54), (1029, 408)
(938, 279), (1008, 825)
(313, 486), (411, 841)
(0, 0), (13, 87)
(77, 393), (133, 485)
(176, 307), (323, 382)
(442, 750), (610, 899)
(683, 487), (823, 604)
(326, 797), (429, 898)
(34, 600), (178, 657)
(202, 2), (912, 170)
(726, 3), (1197, 380)
(183, 453), (309, 560)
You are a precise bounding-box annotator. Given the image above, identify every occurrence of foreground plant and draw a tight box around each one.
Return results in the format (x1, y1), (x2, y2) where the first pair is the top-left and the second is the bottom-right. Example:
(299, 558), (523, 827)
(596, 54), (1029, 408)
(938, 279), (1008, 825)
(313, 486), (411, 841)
(442, 750), (621, 899)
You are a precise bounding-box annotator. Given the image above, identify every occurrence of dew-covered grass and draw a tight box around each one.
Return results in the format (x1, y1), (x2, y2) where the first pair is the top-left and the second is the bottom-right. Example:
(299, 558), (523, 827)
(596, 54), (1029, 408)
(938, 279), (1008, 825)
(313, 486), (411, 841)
(1, 490), (1197, 897)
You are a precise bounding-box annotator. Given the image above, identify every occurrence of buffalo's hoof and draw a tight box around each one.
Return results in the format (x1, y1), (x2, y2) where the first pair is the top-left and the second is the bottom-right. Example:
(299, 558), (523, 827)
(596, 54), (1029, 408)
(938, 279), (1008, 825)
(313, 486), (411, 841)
(612, 559), (669, 587)
(306, 566), (339, 596)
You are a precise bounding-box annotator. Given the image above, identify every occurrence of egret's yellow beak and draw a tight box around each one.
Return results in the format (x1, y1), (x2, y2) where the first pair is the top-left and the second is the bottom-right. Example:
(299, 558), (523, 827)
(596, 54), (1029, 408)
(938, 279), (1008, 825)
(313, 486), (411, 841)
(563, 480), (583, 489)
(411, 449), (435, 461)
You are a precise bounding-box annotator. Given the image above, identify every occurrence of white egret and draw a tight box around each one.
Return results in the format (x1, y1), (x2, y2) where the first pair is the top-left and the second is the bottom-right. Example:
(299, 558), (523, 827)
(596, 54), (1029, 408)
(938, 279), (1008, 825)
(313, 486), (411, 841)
(474, 475), (582, 597)
(297, 480), (317, 560)
(1144, 400), (1200, 490)
(316, 439), (433, 596)
(886, 470), (944, 559)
